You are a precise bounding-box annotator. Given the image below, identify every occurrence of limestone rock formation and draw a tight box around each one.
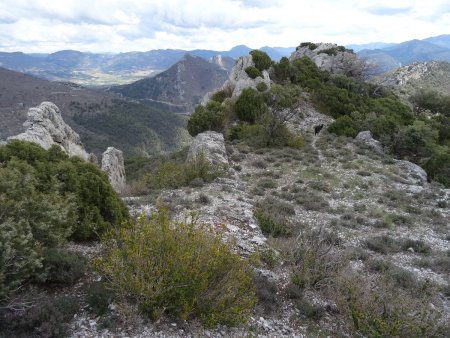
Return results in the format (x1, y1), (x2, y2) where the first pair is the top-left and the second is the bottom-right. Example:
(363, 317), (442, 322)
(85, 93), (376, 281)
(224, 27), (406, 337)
(202, 54), (271, 104)
(290, 43), (365, 77)
(7, 102), (89, 160)
(356, 131), (384, 154)
(187, 131), (229, 168)
(395, 160), (428, 185)
(101, 147), (126, 193)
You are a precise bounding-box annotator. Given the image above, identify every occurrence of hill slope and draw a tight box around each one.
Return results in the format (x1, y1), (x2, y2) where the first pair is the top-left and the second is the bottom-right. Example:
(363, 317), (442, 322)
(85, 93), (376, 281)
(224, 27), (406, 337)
(0, 67), (189, 157)
(111, 54), (229, 113)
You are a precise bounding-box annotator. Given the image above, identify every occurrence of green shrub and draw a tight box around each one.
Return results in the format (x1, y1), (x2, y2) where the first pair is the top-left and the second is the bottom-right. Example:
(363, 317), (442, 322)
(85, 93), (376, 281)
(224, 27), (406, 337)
(41, 248), (87, 285)
(423, 150), (450, 187)
(245, 66), (262, 79)
(299, 42), (318, 50)
(250, 50), (273, 71)
(235, 88), (266, 123)
(97, 209), (256, 327)
(86, 282), (114, 315)
(0, 141), (129, 242)
(0, 141), (128, 305)
(187, 101), (226, 137)
(328, 115), (358, 137)
(210, 89), (230, 103)
(256, 82), (268, 92)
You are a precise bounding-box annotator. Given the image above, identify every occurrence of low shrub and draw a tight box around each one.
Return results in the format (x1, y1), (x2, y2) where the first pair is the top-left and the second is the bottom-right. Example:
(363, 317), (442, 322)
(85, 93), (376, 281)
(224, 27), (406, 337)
(187, 101), (226, 137)
(143, 152), (224, 190)
(235, 88), (266, 123)
(250, 50), (273, 71)
(97, 209), (256, 327)
(256, 82), (268, 92)
(41, 248), (87, 285)
(86, 281), (114, 316)
(245, 66), (262, 79)
(0, 295), (79, 338)
(253, 274), (279, 314)
(332, 270), (446, 337)
(282, 227), (343, 289)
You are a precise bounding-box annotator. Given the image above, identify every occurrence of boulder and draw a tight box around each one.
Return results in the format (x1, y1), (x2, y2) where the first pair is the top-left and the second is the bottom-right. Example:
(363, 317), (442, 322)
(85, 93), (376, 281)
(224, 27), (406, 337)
(356, 131), (383, 154)
(101, 147), (126, 193)
(187, 131), (229, 168)
(395, 160), (428, 185)
(7, 102), (89, 160)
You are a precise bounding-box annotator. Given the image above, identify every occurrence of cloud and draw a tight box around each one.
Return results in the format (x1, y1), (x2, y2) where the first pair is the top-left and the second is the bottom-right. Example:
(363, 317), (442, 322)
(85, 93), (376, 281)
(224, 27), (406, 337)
(366, 5), (411, 16)
(0, 0), (448, 52)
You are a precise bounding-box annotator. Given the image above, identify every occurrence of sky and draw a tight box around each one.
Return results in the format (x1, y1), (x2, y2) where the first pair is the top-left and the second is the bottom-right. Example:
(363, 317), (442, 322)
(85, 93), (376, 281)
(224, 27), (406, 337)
(0, 0), (449, 53)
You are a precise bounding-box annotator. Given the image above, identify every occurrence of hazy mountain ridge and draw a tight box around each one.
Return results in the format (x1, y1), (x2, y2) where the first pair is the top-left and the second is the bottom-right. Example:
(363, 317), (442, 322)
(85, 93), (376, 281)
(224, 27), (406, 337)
(0, 46), (294, 86)
(354, 34), (450, 74)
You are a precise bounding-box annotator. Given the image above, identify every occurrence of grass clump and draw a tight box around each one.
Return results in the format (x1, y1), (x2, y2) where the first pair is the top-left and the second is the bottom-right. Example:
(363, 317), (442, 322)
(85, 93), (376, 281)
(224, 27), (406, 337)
(254, 197), (294, 237)
(96, 209), (256, 327)
(332, 270), (447, 337)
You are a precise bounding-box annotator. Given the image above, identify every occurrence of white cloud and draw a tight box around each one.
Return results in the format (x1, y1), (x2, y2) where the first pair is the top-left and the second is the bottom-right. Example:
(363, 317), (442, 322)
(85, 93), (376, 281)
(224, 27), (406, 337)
(0, 0), (448, 52)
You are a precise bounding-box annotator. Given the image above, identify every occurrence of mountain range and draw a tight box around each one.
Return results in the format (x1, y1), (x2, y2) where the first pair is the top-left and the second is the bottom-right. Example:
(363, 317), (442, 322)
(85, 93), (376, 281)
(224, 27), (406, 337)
(0, 46), (295, 86)
(353, 34), (450, 73)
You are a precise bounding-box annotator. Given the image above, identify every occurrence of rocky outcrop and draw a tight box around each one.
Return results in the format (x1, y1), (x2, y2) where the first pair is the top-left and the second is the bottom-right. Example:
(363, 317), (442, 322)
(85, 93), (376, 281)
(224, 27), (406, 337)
(395, 160), (428, 185)
(203, 55), (270, 104)
(380, 61), (437, 87)
(7, 102), (89, 160)
(187, 131), (229, 168)
(356, 131), (383, 154)
(101, 147), (126, 193)
(290, 43), (365, 77)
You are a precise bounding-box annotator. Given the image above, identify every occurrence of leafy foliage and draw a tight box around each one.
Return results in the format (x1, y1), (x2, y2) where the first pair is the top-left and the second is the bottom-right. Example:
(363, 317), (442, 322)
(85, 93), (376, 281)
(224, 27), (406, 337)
(187, 101), (226, 136)
(245, 66), (262, 79)
(97, 209), (256, 327)
(235, 88), (266, 123)
(0, 141), (128, 304)
(250, 50), (273, 71)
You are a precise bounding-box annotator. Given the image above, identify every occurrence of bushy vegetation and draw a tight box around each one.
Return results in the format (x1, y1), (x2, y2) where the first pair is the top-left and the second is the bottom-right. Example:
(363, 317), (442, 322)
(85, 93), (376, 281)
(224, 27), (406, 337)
(235, 88), (266, 123)
(245, 66), (262, 79)
(0, 140), (128, 306)
(97, 209), (256, 327)
(0, 295), (80, 338)
(187, 101), (226, 136)
(299, 42), (318, 50)
(250, 50), (273, 72)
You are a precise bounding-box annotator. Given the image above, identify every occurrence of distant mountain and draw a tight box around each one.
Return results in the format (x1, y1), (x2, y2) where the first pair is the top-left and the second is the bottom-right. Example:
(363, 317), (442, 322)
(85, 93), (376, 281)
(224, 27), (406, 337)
(357, 49), (401, 73)
(260, 46), (296, 61)
(423, 34), (450, 49)
(356, 36), (450, 75)
(0, 45), (294, 86)
(347, 42), (396, 52)
(0, 67), (189, 157)
(111, 54), (229, 113)
(382, 39), (450, 65)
